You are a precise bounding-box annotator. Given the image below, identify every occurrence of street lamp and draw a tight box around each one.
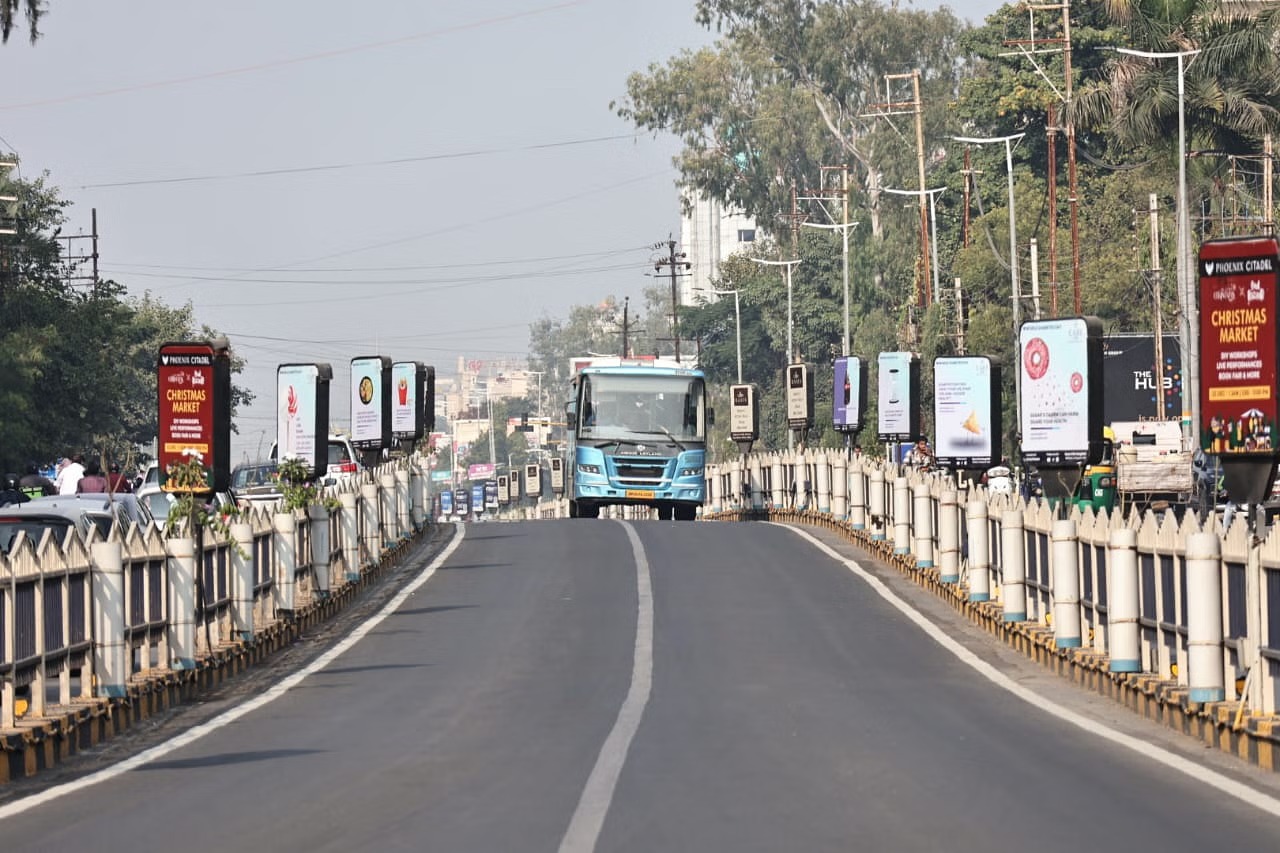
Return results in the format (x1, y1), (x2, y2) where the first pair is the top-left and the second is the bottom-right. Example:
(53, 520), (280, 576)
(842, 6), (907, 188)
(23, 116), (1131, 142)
(801, 220), (858, 356)
(951, 134), (1025, 332)
(750, 257), (802, 450)
(700, 285), (743, 383)
(1113, 46), (1201, 449)
(882, 186), (947, 312)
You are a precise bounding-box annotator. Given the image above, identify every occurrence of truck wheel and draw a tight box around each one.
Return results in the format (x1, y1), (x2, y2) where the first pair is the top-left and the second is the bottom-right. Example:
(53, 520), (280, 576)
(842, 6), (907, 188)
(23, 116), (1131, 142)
(674, 505), (697, 521)
(580, 502), (600, 519)
(569, 500), (579, 518)
(657, 505), (673, 520)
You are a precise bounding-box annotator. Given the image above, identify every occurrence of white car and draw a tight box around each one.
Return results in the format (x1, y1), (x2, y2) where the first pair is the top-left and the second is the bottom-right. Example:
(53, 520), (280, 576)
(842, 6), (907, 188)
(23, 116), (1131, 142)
(270, 434), (365, 486)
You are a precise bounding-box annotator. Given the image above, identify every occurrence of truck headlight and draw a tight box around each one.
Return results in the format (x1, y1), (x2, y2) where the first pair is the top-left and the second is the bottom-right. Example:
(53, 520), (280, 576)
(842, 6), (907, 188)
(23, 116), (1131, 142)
(578, 463), (602, 475)
(680, 467), (704, 478)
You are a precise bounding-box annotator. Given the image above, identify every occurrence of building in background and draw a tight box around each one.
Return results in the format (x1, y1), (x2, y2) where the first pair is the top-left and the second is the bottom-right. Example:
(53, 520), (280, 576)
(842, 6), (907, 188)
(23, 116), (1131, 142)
(679, 190), (757, 306)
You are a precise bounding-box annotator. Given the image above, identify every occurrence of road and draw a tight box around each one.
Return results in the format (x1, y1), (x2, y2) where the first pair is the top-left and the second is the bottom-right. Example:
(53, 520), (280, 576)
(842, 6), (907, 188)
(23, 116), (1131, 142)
(2, 519), (1278, 851)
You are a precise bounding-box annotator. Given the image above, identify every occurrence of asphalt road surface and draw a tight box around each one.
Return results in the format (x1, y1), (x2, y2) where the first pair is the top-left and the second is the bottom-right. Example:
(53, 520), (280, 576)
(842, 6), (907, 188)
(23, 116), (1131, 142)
(2, 519), (1278, 851)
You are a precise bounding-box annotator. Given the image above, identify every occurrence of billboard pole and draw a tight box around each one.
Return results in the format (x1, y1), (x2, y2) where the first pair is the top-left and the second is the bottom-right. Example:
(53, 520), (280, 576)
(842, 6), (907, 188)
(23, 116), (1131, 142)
(1149, 193), (1167, 421)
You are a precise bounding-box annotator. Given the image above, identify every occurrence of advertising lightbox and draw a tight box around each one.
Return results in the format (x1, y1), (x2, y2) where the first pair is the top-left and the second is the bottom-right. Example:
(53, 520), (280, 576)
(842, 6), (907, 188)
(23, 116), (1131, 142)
(1199, 236), (1280, 456)
(276, 363), (332, 482)
(158, 341), (230, 493)
(833, 356), (867, 433)
(391, 361), (426, 442)
(933, 356), (1001, 469)
(1018, 317), (1104, 466)
(729, 384), (759, 443)
(877, 352), (920, 442)
(786, 363), (814, 430)
(351, 355), (392, 451)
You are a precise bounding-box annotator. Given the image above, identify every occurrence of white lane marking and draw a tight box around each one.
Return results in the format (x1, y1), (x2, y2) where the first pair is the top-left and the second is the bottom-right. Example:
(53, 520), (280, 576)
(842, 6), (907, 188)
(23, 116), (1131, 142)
(780, 524), (1280, 819)
(0, 523), (468, 821)
(559, 521), (654, 853)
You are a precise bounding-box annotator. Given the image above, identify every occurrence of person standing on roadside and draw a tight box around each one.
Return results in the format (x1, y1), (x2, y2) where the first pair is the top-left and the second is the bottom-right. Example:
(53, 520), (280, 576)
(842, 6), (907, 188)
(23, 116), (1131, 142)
(19, 462), (56, 497)
(106, 462), (132, 494)
(56, 453), (85, 495)
(77, 458), (110, 493)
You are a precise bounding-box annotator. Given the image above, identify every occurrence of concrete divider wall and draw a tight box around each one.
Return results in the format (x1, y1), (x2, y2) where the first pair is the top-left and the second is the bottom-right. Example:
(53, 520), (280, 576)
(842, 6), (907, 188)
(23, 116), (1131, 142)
(706, 451), (1280, 769)
(0, 456), (432, 783)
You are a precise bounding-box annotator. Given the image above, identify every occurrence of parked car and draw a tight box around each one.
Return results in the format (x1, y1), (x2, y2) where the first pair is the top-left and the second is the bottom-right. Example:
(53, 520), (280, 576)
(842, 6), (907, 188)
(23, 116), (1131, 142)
(269, 434), (364, 486)
(0, 493), (152, 554)
(231, 461), (284, 508)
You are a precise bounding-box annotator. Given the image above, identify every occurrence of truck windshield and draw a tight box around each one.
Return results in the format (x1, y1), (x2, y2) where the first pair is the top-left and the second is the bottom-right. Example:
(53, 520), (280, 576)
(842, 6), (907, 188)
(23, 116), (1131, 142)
(579, 375), (707, 442)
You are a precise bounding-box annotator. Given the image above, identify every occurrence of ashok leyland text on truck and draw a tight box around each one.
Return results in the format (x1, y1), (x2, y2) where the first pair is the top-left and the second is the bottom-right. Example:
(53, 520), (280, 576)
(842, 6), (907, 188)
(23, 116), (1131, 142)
(565, 358), (712, 520)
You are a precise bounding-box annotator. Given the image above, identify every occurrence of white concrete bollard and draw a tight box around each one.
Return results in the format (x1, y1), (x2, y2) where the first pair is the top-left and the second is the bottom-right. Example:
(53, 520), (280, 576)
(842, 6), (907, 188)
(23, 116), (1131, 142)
(1051, 519), (1082, 648)
(395, 469), (412, 538)
(1000, 510), (1027, 622)
(966, 500), (990, 600)
(749, 455), (765, 510)
(771, 454), (786, 509)
(850, 461), (866, 530)
(361, 482), (381, 565)
(912, 481), (934, 568)
(893, 477), (912, 556)
(832, 454), (848, 520)
(409, 466), (425, 530)
(340, 492), (360, 581)
(938, 489), (959, 582)
(273, 511), (297, 616)
(817, 452), (832, 514)
(1107, 528), (1140, 672)
(708, 465), (722, 514)
(380, 473), (398, 543)
(230, 521), (255, 640)
(166, 536), (197, 669)
(1186, 532), (1226, 703)
(729, 464), (743, 509)
(869, 467), (886, 540)
(90, 540), (127, 697)
(309, 505), (331, 596)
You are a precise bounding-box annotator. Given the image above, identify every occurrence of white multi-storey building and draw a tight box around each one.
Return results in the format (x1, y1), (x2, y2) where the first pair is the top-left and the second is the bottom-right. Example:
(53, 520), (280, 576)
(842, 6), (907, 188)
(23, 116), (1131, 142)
(679, 190), (757, 306)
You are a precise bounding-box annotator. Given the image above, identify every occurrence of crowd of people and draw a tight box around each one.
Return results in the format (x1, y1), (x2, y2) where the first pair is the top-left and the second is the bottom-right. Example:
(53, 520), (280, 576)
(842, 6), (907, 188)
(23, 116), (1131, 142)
(0, 453), (136, 508)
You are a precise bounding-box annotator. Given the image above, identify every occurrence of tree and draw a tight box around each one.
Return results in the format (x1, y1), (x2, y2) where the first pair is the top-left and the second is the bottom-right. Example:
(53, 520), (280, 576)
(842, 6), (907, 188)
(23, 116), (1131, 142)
(1, 0), (43, 43)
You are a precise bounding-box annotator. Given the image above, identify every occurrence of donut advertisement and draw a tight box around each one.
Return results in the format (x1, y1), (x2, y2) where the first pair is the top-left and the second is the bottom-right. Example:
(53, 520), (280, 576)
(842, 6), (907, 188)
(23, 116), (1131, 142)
(877, 351), (920, 442)
(1018, 317), (1104, 465)
(1198, 236), (1280, 457)
(933, 356), (1001, 469)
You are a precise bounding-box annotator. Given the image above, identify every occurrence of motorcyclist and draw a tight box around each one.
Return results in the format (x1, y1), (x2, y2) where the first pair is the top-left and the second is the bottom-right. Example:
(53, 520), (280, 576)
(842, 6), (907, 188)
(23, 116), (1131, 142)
(0, 473), (31, 507)
(983, 457), (1013, 494)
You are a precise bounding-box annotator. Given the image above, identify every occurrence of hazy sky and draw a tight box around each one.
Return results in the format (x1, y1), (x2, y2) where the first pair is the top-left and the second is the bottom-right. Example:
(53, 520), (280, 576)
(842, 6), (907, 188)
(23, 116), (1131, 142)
(1, 0), (1006, 459)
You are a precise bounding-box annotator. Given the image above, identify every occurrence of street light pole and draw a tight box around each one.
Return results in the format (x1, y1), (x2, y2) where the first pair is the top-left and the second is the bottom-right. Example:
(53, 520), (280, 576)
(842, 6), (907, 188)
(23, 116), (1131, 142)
(750, 257), (802, 450)
(702, 285), (743, 383)
(801, 220), (858, 356)
(1115, 47), (1201, 449)
(882, 186), (947, 320)
(952, 134), (1025, 332)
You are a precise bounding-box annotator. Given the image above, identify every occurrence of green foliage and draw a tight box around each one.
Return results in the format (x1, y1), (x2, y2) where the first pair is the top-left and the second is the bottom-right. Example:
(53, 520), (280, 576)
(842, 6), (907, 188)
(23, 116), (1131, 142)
(162, 455), (241, 543)
(277, 457), (339, 512)
(0, 172), (253, 471)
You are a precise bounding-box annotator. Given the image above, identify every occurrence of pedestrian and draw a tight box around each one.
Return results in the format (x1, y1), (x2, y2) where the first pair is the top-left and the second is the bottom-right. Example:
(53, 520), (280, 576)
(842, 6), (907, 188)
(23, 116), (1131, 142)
(77, 458), (111, 494)
(55, 453), (85, 495)
(19, 461), (56, 498)
(106, 462), (132, 494)
(905, 438), (934, 471)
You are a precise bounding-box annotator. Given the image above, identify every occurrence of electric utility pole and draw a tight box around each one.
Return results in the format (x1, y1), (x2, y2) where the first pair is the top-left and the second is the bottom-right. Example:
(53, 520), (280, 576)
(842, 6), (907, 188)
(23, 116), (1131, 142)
(653, 240), (691, 363)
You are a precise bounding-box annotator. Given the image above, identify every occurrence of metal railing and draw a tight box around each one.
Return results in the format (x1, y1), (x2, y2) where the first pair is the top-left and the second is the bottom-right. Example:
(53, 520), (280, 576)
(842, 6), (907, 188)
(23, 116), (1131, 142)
(2, 458), (433, 728)
(708, 450), (1279, 717)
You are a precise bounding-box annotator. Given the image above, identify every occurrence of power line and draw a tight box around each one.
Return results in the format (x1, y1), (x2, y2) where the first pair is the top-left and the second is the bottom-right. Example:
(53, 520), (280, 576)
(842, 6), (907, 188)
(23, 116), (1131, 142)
(102, 261), (641, 287)
(79, 133), (642, 189)
(0, 0), (591, 112)
(106, 245), (650, 274)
